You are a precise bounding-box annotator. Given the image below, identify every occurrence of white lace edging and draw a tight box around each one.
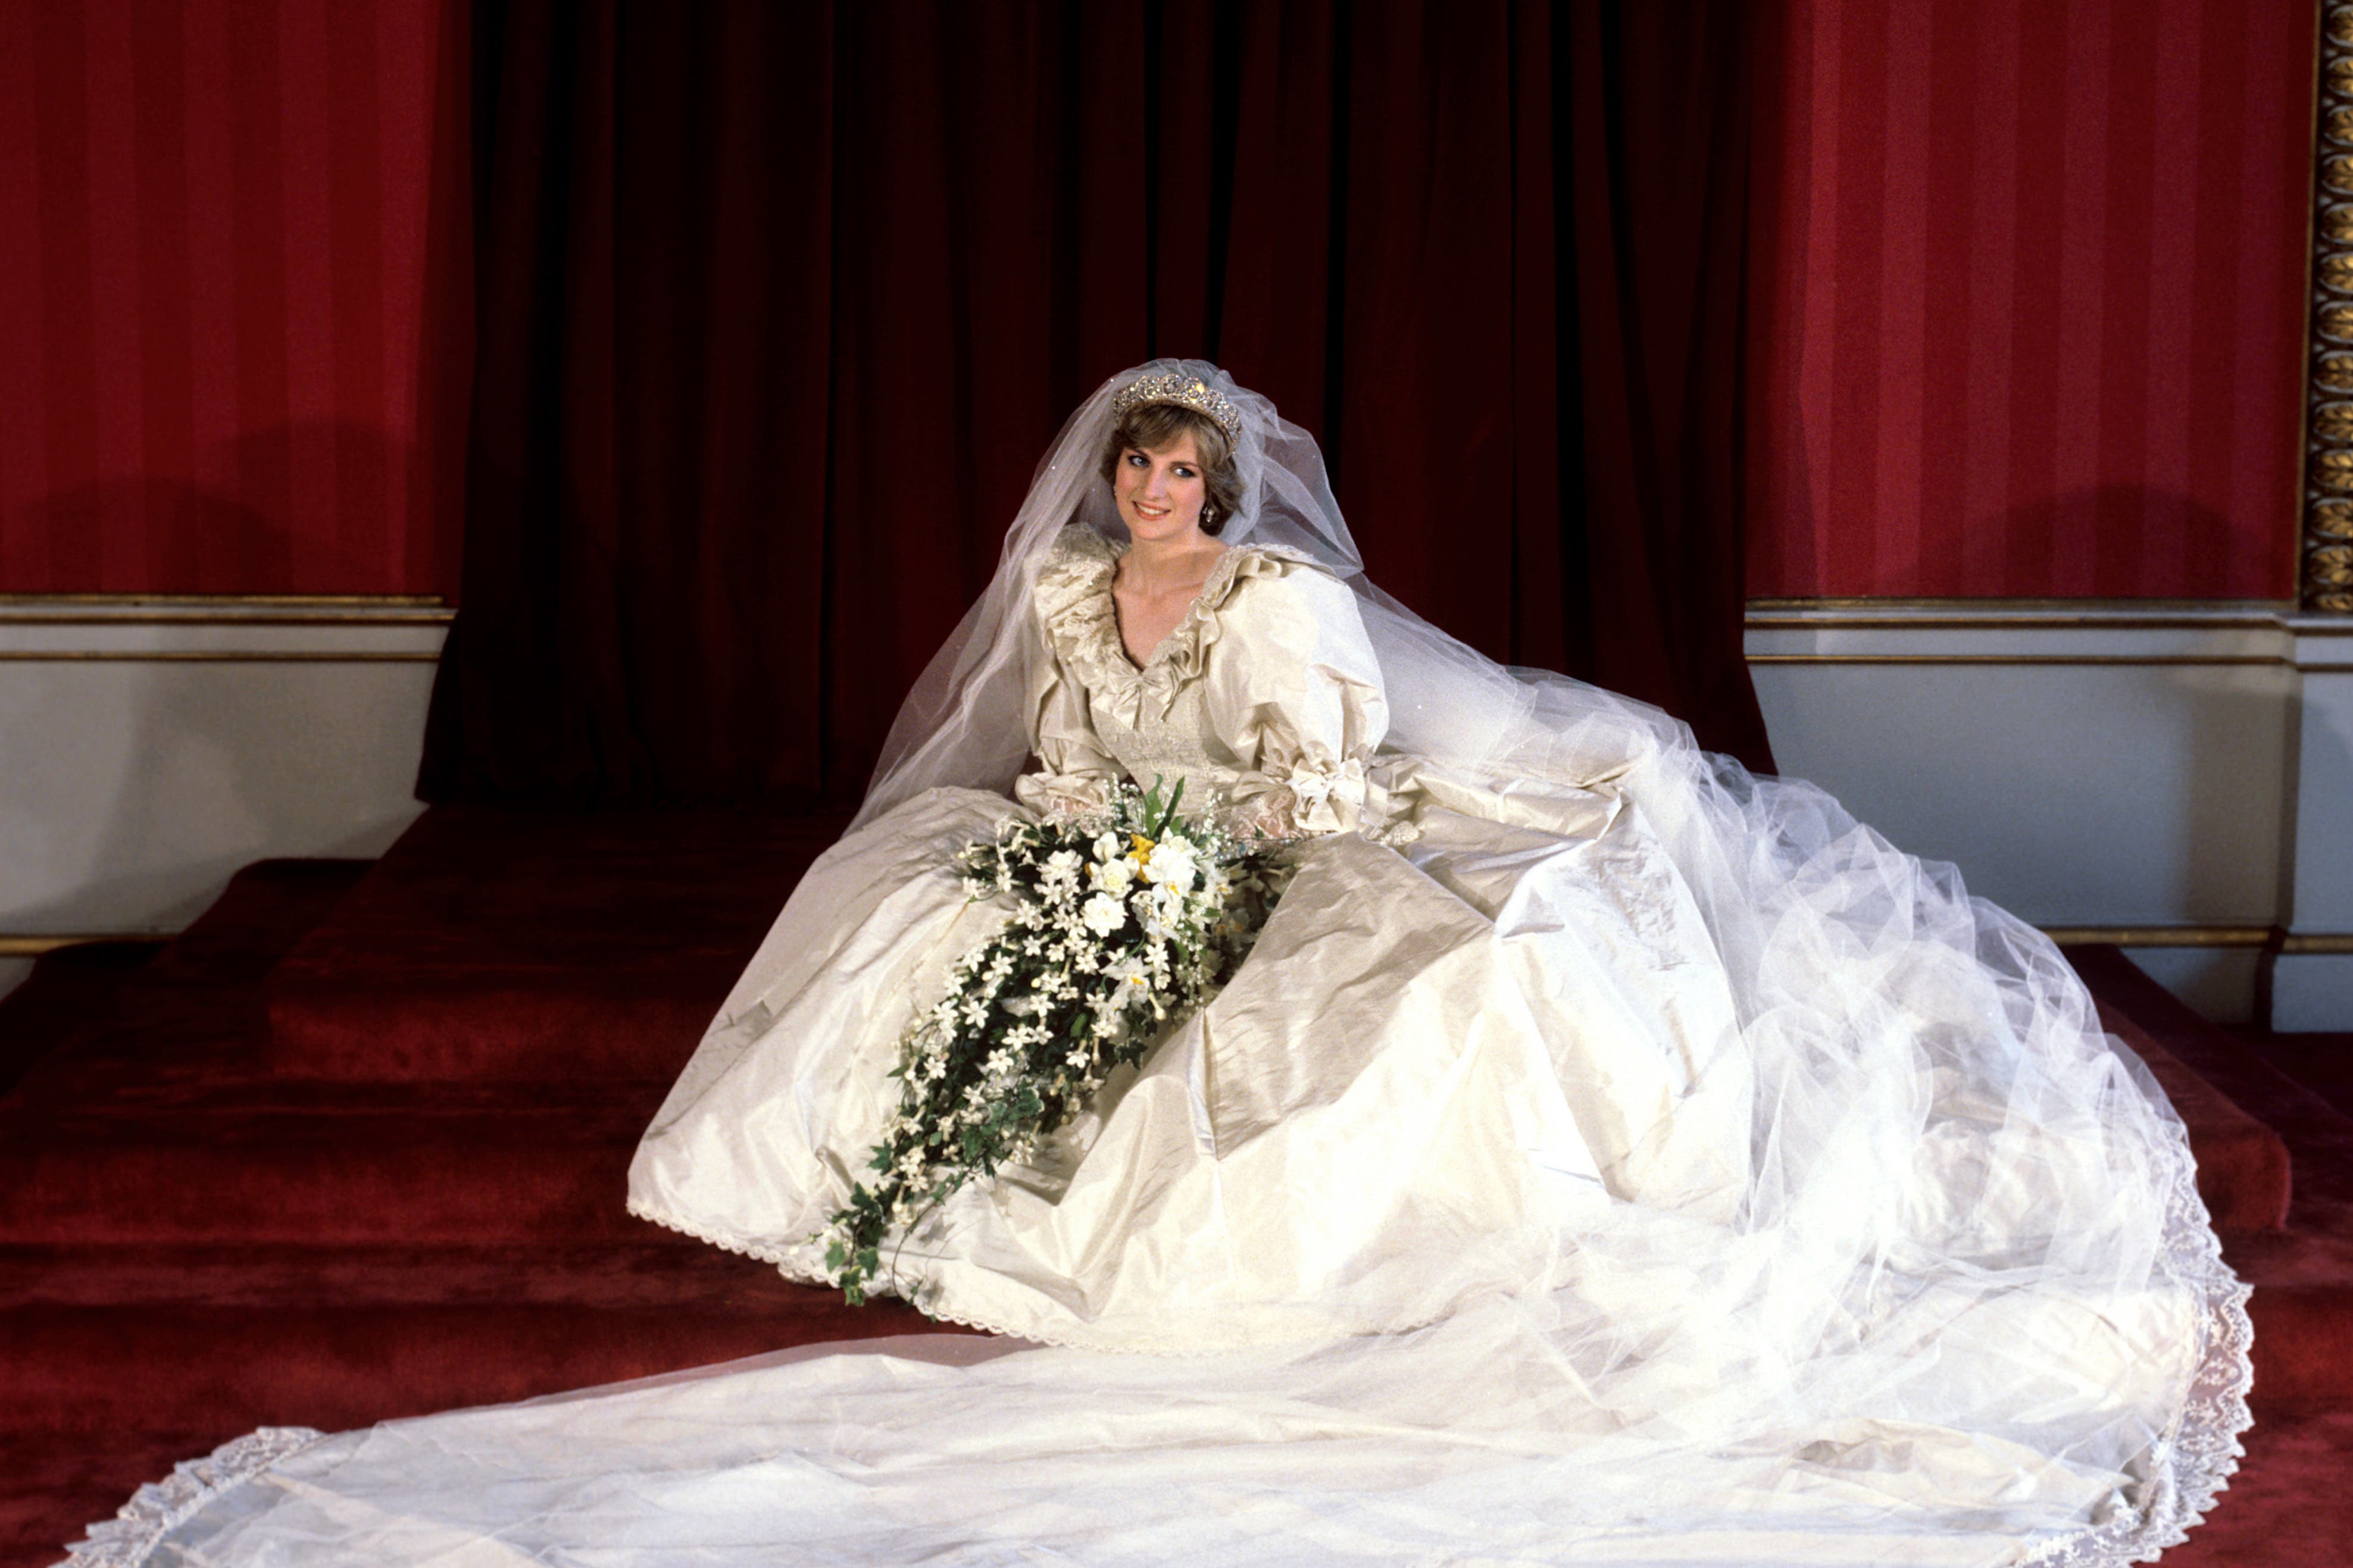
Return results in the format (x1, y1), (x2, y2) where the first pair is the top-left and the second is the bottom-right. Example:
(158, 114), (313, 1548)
(56, 1426), (326, 1568)
(73, 1168), (2257, 1568)
(2018, 1128), (2256, 1567)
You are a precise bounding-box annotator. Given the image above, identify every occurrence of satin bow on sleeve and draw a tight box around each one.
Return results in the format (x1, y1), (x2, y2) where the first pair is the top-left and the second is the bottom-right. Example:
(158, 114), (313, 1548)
(1200, 562), (1389, 840)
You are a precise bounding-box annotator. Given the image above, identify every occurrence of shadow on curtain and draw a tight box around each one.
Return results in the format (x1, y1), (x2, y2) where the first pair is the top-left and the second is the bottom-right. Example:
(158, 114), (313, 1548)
(420, 0), (1775, 807)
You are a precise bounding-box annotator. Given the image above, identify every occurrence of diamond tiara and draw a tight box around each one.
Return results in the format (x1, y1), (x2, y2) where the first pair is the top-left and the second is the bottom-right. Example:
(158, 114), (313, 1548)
(1109, 371), (1242, 440)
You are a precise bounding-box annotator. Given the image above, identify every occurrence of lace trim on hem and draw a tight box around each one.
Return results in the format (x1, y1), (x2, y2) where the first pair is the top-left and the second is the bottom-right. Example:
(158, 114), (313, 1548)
(2014, 1107), (2255, 1567)
(85, 1173), (2256, 1567)
(58, 1426), (326, 1568)
(634, 1139), (2255, 1562)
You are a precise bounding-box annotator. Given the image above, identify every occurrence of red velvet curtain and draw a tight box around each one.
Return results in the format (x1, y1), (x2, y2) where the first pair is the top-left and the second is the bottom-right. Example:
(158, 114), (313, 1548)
(420, 0), (1774, 807)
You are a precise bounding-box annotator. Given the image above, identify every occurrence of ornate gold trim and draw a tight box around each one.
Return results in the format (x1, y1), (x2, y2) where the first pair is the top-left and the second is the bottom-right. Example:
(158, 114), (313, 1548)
(0, 593), (446, 608)
(1748, 597), (2296, 613)
(1746, 615), (2288, 633)
(0, 932), (173, 957)
(1745, 655), (2288, 667)
(2040, 925), (2277, 949)
(0, 651), (440, 663)
(0, 611), (452, 627)
(2283, 931), (2353, 954)
(2305, 2), (2353, 610)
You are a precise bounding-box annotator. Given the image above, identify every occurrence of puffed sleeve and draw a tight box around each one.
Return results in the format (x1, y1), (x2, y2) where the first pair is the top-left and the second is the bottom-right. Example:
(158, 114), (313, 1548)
(1202, 558), (1390, 838)
(1012, 559), (1123, 822)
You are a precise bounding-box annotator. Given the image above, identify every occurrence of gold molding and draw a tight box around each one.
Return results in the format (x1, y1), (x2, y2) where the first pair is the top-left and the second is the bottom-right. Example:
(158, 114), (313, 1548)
(1746, 615), (2288, 633)
(0, 651), (441, 663)
(2041, 925), (2276, 949)
(0, 593), (446, 608)
(2304, 2), (2353, 611)
(2284, 931), (2353, 954)
(2039, 925), (2353, 954)
(1745, 654), (2289, 667)
(0, 611), (452, 627)
(0, 932), (173, 957)
(1747, 597), (2296, 613)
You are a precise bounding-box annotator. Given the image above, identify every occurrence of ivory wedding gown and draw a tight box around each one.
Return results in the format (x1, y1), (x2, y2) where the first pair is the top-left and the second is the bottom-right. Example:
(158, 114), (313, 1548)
(69, 365), (2251, 1567)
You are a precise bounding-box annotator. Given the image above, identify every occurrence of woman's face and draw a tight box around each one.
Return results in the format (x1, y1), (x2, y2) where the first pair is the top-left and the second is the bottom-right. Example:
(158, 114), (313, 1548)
(1113, 432), (1209, 547)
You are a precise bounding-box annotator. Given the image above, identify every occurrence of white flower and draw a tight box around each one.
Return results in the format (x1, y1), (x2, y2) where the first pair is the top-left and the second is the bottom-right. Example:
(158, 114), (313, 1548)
(1040, 849), (1083, 892)
(1140, 837), (1199, 893)
(1149, 882), (1186, 926)
(1092, 831), (1122, 863)
(1081, 890), (1128, 937)
(1090, 856), (1135, 894)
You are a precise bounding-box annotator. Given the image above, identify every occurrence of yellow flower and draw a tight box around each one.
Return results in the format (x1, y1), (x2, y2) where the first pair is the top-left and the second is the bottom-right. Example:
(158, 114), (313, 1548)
(1128, 832), (1154, 863)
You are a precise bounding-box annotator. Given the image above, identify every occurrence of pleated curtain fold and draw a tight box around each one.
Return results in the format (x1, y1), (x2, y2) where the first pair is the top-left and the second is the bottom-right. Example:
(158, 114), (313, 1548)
(421, 0), (1775, 806)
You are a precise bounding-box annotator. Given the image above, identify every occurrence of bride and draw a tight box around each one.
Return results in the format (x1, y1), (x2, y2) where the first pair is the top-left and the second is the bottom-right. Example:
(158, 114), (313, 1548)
(76, 362), (2249, 1566)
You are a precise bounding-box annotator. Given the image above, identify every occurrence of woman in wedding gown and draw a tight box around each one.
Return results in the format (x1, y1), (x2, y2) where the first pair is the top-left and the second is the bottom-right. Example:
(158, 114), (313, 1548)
(74, 362), (2249, 1567)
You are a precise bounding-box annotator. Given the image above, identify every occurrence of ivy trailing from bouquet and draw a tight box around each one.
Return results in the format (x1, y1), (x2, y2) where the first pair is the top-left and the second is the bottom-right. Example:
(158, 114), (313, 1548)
(821, 778), (1290, 1305)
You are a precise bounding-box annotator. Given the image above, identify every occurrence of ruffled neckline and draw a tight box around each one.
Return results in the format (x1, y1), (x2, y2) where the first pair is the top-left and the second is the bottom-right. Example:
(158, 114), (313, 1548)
(1033, 526), (1296, 724)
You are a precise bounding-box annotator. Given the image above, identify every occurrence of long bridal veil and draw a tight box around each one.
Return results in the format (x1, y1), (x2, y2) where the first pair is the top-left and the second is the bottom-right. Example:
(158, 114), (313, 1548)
(81, 361), (2248, 1567)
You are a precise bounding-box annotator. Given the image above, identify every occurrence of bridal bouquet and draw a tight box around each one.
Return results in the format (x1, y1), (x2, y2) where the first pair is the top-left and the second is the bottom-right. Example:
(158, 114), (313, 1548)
(822, 778), (1289, 1304)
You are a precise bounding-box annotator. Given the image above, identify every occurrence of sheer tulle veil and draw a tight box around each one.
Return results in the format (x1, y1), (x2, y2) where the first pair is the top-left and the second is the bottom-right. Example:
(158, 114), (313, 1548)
(855, 358), (1551, 831)
(846, 358), (2254, 1563)
(86, 362), (2254, 1568)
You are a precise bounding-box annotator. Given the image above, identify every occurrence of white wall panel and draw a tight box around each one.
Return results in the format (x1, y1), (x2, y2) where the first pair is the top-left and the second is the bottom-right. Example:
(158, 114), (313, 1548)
(0, 602), (445, 1004)
(1748, 660), (2292, 926)
(3, 600), (2346, 1029)
(1747, 603), (2350, 1026)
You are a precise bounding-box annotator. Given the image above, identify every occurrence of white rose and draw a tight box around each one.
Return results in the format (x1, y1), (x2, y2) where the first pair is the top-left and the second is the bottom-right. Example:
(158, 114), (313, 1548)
(1092, 857), (1135, 894)
(1080, 890), (1128, 937)
(1140, 838), (1199, 892)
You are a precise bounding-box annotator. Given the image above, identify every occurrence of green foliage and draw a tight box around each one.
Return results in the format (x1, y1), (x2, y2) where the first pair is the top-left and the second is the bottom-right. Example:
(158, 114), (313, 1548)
(818, 779), (1289, 1307)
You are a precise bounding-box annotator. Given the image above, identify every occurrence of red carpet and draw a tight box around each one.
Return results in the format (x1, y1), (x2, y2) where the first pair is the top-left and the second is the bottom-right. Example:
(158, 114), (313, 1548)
(3, 808), (2349, 1564)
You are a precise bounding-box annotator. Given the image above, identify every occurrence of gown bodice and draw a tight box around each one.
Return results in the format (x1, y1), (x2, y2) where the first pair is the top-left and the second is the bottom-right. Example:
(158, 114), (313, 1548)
(1016, 526), (1389, 837)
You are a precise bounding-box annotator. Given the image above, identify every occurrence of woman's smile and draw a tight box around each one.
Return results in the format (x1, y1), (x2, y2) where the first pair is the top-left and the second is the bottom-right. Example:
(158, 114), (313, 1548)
(1114, 434), (1207, 543)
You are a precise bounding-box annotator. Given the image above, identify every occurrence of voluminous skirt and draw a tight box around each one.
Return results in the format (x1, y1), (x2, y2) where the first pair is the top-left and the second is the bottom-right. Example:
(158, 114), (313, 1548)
(90, 751), (2251, 1568)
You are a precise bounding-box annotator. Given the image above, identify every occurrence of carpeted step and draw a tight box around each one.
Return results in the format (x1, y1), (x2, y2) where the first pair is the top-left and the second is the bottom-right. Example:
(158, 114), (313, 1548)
(2, 860), (370, 1102)
(264, 806), (848, 1081)
(0, 1090), (668, 1245)
(2095, 1000), (2292, 1231)
(2224, 1207), (2353, 1408)
(2072, 947), (2350, 1173)
(0, 1428), (239, 1568)
(2070, 950), (2287, 1232)
(2073, 947), (2353, 1410)
(0, 1238), (837, 1312)
(2138, 1406), (2353, 1565)
(0, 940), (160, 1096)
(0, 1295), (948, 1435)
